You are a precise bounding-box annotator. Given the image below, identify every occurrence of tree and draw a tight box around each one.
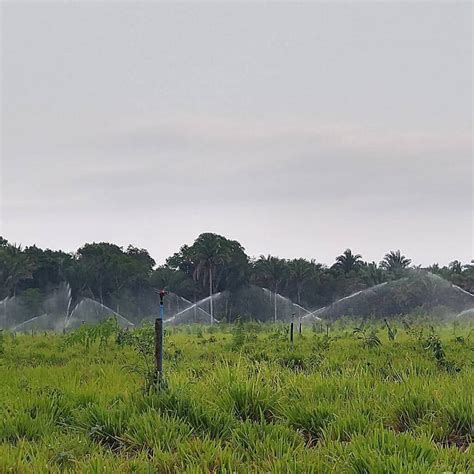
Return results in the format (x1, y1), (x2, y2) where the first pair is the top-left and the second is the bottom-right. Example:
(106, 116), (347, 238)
(448, 260), (463, 274)
(23, 246), (75, 293)
(75, 242), (154, 305)
(362, 262), (386, 286)
(381, 250), (411, 277)
(151, 266), (197, 301)
(190, 233), (231, 323)
(288, 258), (313, 305)
(1, 232), (472, 324)
(253, 255), (288, 322)
(218, 239), (250, 292)
(334, 249), (363, 274)
(166, 245), (195, 278)
(75, 243), (122, 303)
(0, 244), (35, 297)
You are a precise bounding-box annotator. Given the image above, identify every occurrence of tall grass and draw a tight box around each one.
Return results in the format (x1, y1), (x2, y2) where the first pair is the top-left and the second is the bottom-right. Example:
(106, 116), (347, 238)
(0, 320), (472, 472)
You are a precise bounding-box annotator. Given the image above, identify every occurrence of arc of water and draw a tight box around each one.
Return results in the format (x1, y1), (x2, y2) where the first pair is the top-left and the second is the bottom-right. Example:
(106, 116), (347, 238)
(302, 281), (391, 320)
(456, 308), (474, 318)
(97, 302), (135, 327)
(302, 306), (326, 320)
(260, 287), (316, 321)
(301, 293), (365, 320)
(180, 296), (214, 319)
(452, 285), (474, 297)
(260, 287), (277, 321)
(293, 303), (315, 317)
(65, 298), (135, 329)
(165, 292), (221, 324)
(1, 297), (10, 326)
(11, 314), (46, 332)
(64, 285), (73, 329)
(66, 299), (83, 327)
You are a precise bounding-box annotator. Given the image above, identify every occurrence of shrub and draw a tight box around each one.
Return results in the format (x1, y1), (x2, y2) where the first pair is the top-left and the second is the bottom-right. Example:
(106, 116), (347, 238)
(283, 404), (334, 445)
(122, 410), (193, 452)
(392, 394), (437, 432)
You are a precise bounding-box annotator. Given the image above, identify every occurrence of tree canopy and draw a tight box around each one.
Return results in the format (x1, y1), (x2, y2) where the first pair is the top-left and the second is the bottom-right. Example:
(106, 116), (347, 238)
(0, 234), (472, 321)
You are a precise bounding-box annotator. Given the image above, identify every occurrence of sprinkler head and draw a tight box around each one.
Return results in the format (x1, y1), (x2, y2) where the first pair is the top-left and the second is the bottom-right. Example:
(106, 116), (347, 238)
(158, 289), (168, 304)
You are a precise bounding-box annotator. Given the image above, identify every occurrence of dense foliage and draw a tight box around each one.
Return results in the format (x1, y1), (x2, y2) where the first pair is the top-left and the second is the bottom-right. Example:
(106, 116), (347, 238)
(1, 234), (473, 319)
(0, 320), (472, 472)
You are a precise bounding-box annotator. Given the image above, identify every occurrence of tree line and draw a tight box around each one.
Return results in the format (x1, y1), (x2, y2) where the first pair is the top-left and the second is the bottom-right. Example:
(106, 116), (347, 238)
(0, 233), (473, 317)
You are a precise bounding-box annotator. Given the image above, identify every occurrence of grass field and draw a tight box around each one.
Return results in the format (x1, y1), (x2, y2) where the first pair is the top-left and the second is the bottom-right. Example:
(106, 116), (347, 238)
(0, 320), (472, 473)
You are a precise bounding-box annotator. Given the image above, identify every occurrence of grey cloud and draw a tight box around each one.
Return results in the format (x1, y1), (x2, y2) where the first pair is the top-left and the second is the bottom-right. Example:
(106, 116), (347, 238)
(1, 2), (472, 266)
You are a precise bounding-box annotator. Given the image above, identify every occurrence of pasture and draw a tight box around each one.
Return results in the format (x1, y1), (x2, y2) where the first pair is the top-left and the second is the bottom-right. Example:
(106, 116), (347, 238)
(0, 320), (472, 473)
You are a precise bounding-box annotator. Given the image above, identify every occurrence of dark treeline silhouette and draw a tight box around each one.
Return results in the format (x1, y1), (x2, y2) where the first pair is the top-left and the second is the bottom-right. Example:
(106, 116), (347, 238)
(0, 233), (473, 318)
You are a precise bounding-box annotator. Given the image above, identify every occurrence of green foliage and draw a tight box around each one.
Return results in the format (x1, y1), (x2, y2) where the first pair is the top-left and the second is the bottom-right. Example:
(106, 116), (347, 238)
(443, 397), (473, 444)
(118, 323), (158, 391)
(123, 409), (193, 452)
(392, 393), (438, 432)
(229, 318), (257, 350)
(1, 234), (474, 323)
(384, 318), (398, 341)
(381, 250), (412, 278)
(63, 317), (119, 350)
(0, 321), (472, 472)
(284, 404), (334, 444)
(423, 330), (460, 373)
(218, 368), (280, 422)
(353, 327), (382, 348)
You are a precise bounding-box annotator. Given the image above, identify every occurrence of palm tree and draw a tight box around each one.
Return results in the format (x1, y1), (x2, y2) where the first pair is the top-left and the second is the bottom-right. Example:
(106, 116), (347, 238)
(334, 249), (363, 274)
(288, 258), (313, 305)
(191, 233), (230, 323)
(363, 262), (385, 286)
(448, 260), (463, 274)
(381, 250), (411, 276)
(254, 255), (288, 322)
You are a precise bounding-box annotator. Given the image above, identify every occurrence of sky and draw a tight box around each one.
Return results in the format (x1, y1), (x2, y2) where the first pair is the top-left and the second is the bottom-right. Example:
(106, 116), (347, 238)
(1, 2), (472, 267)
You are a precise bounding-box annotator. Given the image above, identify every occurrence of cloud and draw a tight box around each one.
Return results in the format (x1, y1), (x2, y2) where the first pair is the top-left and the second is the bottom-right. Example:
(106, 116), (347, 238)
(3, 116), (470, 217)
(81, 116), (471, 157)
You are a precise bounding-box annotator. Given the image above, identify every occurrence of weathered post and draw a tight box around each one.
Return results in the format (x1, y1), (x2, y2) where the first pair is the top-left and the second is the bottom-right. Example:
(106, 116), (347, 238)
(155, 289), (168, 384)
(299, 317), (302, 335)
(290, 321), (294, 344)
(326, 323), (329, 337)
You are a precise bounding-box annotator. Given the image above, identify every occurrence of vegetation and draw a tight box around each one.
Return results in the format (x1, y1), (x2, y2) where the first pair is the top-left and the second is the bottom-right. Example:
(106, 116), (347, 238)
(1, 233), (473, 323)
(0, 319), (472, 472)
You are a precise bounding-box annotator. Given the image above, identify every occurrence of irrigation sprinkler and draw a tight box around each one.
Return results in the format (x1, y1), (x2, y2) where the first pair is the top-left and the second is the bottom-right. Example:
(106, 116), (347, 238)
(154, 289), (168, 384)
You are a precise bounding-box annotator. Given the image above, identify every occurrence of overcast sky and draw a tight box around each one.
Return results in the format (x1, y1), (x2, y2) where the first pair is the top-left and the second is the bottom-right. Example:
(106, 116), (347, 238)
(1, 2), (472, 267)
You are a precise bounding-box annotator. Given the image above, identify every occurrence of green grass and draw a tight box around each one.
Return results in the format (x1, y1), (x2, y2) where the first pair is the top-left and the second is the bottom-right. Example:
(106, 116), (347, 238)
(0, 320), (472, 472)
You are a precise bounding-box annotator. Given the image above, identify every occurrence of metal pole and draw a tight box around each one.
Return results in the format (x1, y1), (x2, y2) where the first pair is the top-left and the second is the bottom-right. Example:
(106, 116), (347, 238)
(155, 289), (167, 384)
(274, 290), (277, 323)
(209, 267), (213, 325)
